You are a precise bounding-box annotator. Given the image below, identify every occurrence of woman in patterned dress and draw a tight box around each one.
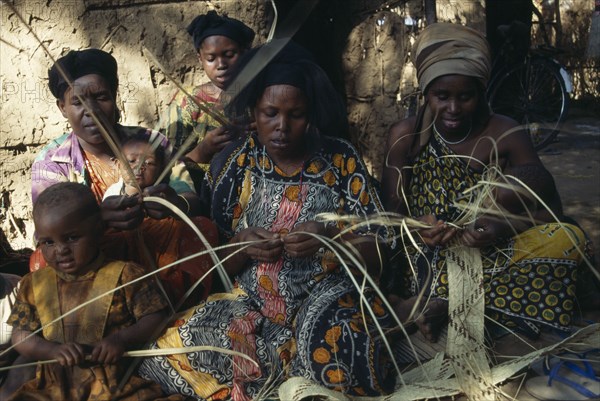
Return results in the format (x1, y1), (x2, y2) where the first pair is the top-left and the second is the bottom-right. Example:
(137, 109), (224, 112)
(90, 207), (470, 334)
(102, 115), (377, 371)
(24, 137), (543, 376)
(138, 43), (397, 400)
(381, 23), (588, 342)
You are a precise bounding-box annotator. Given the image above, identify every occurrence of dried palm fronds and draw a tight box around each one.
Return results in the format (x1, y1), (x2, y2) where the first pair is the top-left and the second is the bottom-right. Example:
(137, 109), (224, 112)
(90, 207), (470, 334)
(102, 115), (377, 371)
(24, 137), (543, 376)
(0, 345), (259, 373)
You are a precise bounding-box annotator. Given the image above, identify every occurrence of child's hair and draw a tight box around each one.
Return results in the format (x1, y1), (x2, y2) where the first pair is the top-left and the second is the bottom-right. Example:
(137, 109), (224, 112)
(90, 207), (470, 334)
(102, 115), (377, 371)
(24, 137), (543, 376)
(122, 132), (166, 167)
(33, 182), (99, 219)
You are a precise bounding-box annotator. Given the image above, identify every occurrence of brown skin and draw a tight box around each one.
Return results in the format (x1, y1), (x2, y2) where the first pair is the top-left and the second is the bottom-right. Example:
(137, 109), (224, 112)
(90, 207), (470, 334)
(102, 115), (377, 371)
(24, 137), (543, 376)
(12, 312), (165, 366)
(186, 35), (246, 164)
(35, 208), (103, 277)
(382, 74), (561, 341)
(120, 141), (162, 195)
(219, 84), (387, 278)
(15, 201), (167, 365)
(58, 74), (200, 227)
(58, 74), (117, 163)
(118, 141), (192, 217)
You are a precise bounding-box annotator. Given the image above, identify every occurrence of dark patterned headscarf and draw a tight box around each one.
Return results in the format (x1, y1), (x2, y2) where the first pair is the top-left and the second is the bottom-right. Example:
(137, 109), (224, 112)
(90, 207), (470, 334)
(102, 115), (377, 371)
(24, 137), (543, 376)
(48, 49), (118, 100)
(187, 11), (255, 51)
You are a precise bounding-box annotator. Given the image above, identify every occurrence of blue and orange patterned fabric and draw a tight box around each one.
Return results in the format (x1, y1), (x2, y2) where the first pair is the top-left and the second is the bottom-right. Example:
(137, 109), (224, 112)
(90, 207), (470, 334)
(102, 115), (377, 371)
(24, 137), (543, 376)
(138, 134), (397, 400)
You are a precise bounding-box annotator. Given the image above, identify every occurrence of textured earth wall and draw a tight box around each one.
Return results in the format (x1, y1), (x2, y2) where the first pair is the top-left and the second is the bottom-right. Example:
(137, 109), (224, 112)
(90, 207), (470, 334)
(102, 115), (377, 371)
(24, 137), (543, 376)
(1, 0), (597, 250)
(0, 0), (269, 250)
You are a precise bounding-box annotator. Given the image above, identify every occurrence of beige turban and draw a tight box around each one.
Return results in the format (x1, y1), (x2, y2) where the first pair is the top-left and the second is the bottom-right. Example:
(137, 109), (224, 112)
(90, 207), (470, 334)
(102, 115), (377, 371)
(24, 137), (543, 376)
(413, 22), (491, 92)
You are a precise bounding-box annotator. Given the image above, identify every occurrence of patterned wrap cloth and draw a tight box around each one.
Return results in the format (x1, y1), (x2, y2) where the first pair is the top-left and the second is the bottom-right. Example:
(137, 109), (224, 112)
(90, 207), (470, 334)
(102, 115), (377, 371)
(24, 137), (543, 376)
(403, 134), (586, 337)
(161, 86), (224, 191)
(138, 134), (397, 400)
(403, 23), (586, 337)
(163, 87), (221, 156)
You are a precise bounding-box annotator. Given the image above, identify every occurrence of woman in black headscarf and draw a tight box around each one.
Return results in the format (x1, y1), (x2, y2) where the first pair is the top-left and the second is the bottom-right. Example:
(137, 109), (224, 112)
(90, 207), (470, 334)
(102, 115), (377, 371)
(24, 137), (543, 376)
(139, 43), (397, 400)
(36, 48), (199, 215)
(164, 11), (255, 188)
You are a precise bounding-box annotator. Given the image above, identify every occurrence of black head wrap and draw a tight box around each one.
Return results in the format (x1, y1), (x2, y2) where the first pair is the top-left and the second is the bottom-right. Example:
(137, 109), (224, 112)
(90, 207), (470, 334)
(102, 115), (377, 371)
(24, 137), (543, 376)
(187, 11), (255, 51)
(226, 41), (347, 138)
(263, 63), (306, 92)
(48, 49), (118, 100)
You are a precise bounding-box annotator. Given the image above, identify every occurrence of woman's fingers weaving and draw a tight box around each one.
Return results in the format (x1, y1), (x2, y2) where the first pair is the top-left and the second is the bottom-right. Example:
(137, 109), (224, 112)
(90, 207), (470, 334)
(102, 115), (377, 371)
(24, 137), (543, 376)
(283, 221), (326, 258)
(239, 227), (283, 262)
(100, 195), (144, 230)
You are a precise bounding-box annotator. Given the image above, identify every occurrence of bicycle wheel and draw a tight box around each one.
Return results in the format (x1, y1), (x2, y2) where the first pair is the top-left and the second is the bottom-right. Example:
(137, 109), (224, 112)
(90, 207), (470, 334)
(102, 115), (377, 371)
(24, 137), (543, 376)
(487, 56), (569, 150)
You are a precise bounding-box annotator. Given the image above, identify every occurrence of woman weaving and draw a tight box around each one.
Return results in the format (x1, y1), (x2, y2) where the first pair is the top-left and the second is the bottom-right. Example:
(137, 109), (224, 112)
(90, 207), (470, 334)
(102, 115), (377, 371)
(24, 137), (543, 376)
(382, 23), (588, 342)
(138, 43), (397, 399)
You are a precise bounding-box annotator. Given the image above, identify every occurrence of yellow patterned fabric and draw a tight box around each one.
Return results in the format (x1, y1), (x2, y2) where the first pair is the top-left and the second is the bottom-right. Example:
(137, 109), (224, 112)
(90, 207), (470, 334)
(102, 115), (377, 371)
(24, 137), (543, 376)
(404, 134), (586, 337)
(31, 258), (123, 344)
(7, 259), (183, 401)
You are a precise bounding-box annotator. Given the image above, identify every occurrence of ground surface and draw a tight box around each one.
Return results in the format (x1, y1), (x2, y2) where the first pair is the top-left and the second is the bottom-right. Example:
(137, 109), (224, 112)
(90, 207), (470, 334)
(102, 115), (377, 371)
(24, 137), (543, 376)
(540, 109), (600, 254)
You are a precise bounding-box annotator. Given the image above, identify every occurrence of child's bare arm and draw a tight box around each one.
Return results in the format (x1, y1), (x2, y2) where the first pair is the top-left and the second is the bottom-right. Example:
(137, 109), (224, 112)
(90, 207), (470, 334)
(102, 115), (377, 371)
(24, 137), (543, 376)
(90, 310), (166, 364)
(12, 328), (85, 366)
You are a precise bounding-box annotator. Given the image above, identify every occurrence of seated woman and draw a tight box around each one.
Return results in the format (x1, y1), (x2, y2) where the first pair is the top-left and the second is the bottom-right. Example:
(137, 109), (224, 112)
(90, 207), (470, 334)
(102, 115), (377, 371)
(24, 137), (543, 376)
(30, 49), (217, 299)
(381, 23), (588, 342)
(33, 48), (200, 220)
(138, 43), (397, 399)
(163, 11), (255, 188)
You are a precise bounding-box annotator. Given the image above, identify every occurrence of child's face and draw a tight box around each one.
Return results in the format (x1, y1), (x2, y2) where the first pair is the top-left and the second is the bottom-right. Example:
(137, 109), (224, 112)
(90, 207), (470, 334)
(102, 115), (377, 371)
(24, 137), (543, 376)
(199, 35), (244, 89)
(58, 74), (117, 149)
(121, 141), (162, 189)
(35, 205), (102, 276)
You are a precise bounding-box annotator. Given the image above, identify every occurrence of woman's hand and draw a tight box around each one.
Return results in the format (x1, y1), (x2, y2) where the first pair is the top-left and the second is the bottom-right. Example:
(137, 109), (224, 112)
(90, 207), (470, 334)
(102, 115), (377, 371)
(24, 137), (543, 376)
(101, 195), (144, 231)
(50, 343), (86, 366)
(237, 227), (284, 263)
(417, 215), (457, 248)
(283, 221), (328, 258)
(90, 335), (126, 365)
(142, 184), (181, 219)
(460, 216), (512, 248)
(188, 127), (234, 164)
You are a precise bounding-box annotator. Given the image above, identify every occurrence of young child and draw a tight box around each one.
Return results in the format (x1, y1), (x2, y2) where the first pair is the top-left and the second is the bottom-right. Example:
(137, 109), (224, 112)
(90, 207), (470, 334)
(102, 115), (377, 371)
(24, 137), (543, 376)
(103, 134), (219, 307)
(104, 132), (169, 198)
(6, 182), (185, 400)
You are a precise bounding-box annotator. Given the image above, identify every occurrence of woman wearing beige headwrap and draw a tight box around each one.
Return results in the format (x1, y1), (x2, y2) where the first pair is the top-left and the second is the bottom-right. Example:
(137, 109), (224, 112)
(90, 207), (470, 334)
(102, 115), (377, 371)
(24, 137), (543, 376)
(381, 23), (589, 342)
